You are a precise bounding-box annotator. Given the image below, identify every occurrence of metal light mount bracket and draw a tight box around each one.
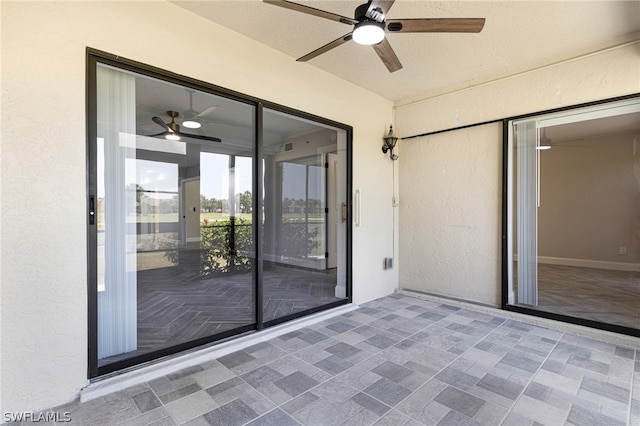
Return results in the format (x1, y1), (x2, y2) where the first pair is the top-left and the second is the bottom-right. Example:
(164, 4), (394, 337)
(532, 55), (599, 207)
(382, 125), (399, 160)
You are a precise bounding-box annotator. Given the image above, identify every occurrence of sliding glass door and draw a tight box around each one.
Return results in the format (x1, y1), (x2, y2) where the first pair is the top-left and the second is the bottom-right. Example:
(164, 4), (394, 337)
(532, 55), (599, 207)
(262, 109), (348, 325)
(94, 63), (257, 370)
(88, 52), (351, 376)
(505, 96), (640, 335)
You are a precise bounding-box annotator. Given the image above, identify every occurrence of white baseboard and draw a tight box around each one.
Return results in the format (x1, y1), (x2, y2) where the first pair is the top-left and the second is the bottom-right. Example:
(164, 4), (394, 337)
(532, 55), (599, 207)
(538, 256), (640, 272)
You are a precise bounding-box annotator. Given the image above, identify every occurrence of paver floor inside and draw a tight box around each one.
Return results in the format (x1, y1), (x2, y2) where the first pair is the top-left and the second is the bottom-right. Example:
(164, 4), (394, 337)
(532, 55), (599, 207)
(58, 292), (640, 425)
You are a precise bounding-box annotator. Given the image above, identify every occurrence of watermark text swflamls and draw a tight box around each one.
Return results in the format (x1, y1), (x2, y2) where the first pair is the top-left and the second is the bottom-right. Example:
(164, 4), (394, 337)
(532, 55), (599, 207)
(3, 411), (72, 423)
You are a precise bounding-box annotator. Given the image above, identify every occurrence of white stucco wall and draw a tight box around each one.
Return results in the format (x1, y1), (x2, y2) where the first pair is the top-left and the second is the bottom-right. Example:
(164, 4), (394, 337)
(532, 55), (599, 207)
(399, 123), (503, 305)
(395, 42), (640, 306)
(0, 1), (394, 413)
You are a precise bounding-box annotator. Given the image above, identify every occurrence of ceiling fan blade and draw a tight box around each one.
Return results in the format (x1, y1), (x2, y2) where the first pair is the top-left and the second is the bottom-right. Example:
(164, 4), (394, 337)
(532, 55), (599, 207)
(194, 106), (219, 119)
(143, 130), (221, 143)
(152, 116), (172, 132)
(297, 33), (353, 62)
(386, 18), (486, 33)
(178, 132), (222, 143)
(372, 38), (402, 72)
(366, 0), (395, 22)
(263, 0), (358, 25)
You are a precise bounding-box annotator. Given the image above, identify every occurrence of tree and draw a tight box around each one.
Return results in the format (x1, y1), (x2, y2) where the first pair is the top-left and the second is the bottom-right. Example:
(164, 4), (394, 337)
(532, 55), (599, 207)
(127, 184), (146, 214)
(238, 190), (252, 214)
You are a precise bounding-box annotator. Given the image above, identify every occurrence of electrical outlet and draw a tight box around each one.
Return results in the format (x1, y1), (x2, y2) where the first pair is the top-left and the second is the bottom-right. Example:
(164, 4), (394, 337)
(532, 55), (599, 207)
(619, 247), (627, 255)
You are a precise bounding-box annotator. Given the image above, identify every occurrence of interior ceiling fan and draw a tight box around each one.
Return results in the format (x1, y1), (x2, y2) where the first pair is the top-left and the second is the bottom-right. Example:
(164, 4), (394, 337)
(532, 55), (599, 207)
(181, 90), (219, 128)
(538, 128), (586, 150)
(148, 111), (222, 143)
(263, 0), (485, 72)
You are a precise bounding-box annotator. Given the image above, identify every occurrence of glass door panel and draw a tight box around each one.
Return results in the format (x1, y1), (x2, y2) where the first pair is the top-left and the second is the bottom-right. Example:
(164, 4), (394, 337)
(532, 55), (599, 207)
(95, 63), (256, 368)
(506, 97), (640, 332)
(262, 108), (348, 323)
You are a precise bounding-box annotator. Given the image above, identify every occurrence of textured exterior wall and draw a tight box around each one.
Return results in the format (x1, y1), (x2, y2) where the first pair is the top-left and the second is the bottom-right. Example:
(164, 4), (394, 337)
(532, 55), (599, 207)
(396, 43), (640, 306)
(398, 124), (503, 305)
(0, 1), (393, 413)
(396, 43), (640, 137)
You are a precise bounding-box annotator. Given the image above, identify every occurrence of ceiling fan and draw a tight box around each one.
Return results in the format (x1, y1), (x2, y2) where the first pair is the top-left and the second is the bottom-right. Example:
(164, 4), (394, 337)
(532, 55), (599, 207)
(148, 111), (222, 143)
(537, 128), (586, 150)
(181, 90), (219, 129)
(263, 0), (485, 72)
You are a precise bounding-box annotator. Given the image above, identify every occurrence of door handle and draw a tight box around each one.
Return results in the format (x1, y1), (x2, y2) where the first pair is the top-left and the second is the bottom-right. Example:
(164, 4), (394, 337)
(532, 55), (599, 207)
(89, 196), (96, 225)
(341, 202), (347, 223)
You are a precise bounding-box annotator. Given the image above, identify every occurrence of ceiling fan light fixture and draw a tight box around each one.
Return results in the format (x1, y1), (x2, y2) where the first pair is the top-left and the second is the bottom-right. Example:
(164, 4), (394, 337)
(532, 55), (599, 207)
(182, 120), (201, 129)
(352, 21), (385, 45)
(165, 133), (181, 141)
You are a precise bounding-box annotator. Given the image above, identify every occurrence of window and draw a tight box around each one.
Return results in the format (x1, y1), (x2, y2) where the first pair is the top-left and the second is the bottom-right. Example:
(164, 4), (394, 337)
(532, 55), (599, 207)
(504, 95), (640, 335)
(87, 50), (352, 377)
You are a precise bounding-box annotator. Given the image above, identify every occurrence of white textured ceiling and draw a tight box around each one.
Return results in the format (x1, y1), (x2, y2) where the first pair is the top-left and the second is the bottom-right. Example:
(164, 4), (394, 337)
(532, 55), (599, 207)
(171, 0), (640, 103)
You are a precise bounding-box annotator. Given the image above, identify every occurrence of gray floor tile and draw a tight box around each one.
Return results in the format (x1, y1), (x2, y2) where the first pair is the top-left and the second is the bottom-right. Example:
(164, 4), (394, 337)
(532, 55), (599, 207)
(371, 361), (414, 383)
(246, 408), (301, 426)
(566, 404), (626, 426)
(160, 383), (202, 404)
(132, 390), (163, 413)
(476, 373), (524, 400)
(523, 381), (553, 402)
(580, 376), (630, 403)
(325, 342), (363, 359)
(434, 386), (486, 417)
(351, 392), (391, 417)
(37, 293), (640, 426)
(373, 409), (422, 426)
(274, 371), (319, 397)
(614, 345), (635, 359)
(164, 390), (219, 424)
(364, 334), (399, 350)
(364, 377), (412, 406)
(437, 409), (483, 426)
(202, 399), (259, 426)
(567, 354), (610, 375)
(499, 352), (542, 374)
(241, 365), (285, 389)
(314, 355), (354, 375)
(217, 350), (255, 369)
(281, 392), (320, 415)
(435, 366), (480, 391)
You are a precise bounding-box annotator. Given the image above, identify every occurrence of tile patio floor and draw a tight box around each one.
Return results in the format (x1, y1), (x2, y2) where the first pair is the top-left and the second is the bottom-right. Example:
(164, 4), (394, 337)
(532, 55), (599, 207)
(44, 293), (640, 425)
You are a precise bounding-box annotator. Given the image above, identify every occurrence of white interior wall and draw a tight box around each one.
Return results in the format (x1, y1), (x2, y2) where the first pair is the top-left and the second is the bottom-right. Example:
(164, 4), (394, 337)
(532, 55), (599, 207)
(396, 42), (640, 306)
(538, 130), (640, 266)
(0, 1), (394, 413)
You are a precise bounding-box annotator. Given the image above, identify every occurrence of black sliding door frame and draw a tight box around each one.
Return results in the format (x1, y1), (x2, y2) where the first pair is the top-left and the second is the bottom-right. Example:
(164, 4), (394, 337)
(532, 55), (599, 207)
(501, 93), (640, 339)
(86, 49), (352, 378)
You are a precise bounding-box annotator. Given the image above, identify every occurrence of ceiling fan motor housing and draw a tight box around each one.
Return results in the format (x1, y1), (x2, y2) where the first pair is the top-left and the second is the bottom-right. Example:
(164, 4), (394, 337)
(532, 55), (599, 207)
(355, 3), (370, 20)
(356, 3), (383, 22)
(167, 110), (180, 132)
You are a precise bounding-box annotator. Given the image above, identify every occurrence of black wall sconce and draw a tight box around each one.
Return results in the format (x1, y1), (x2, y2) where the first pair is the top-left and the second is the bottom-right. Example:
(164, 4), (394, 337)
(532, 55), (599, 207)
(382, 125), (399, 160)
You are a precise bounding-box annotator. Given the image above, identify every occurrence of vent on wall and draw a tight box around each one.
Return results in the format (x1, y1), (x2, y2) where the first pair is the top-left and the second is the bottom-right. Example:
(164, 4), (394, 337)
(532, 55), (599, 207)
(284, 142), (294, 152)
